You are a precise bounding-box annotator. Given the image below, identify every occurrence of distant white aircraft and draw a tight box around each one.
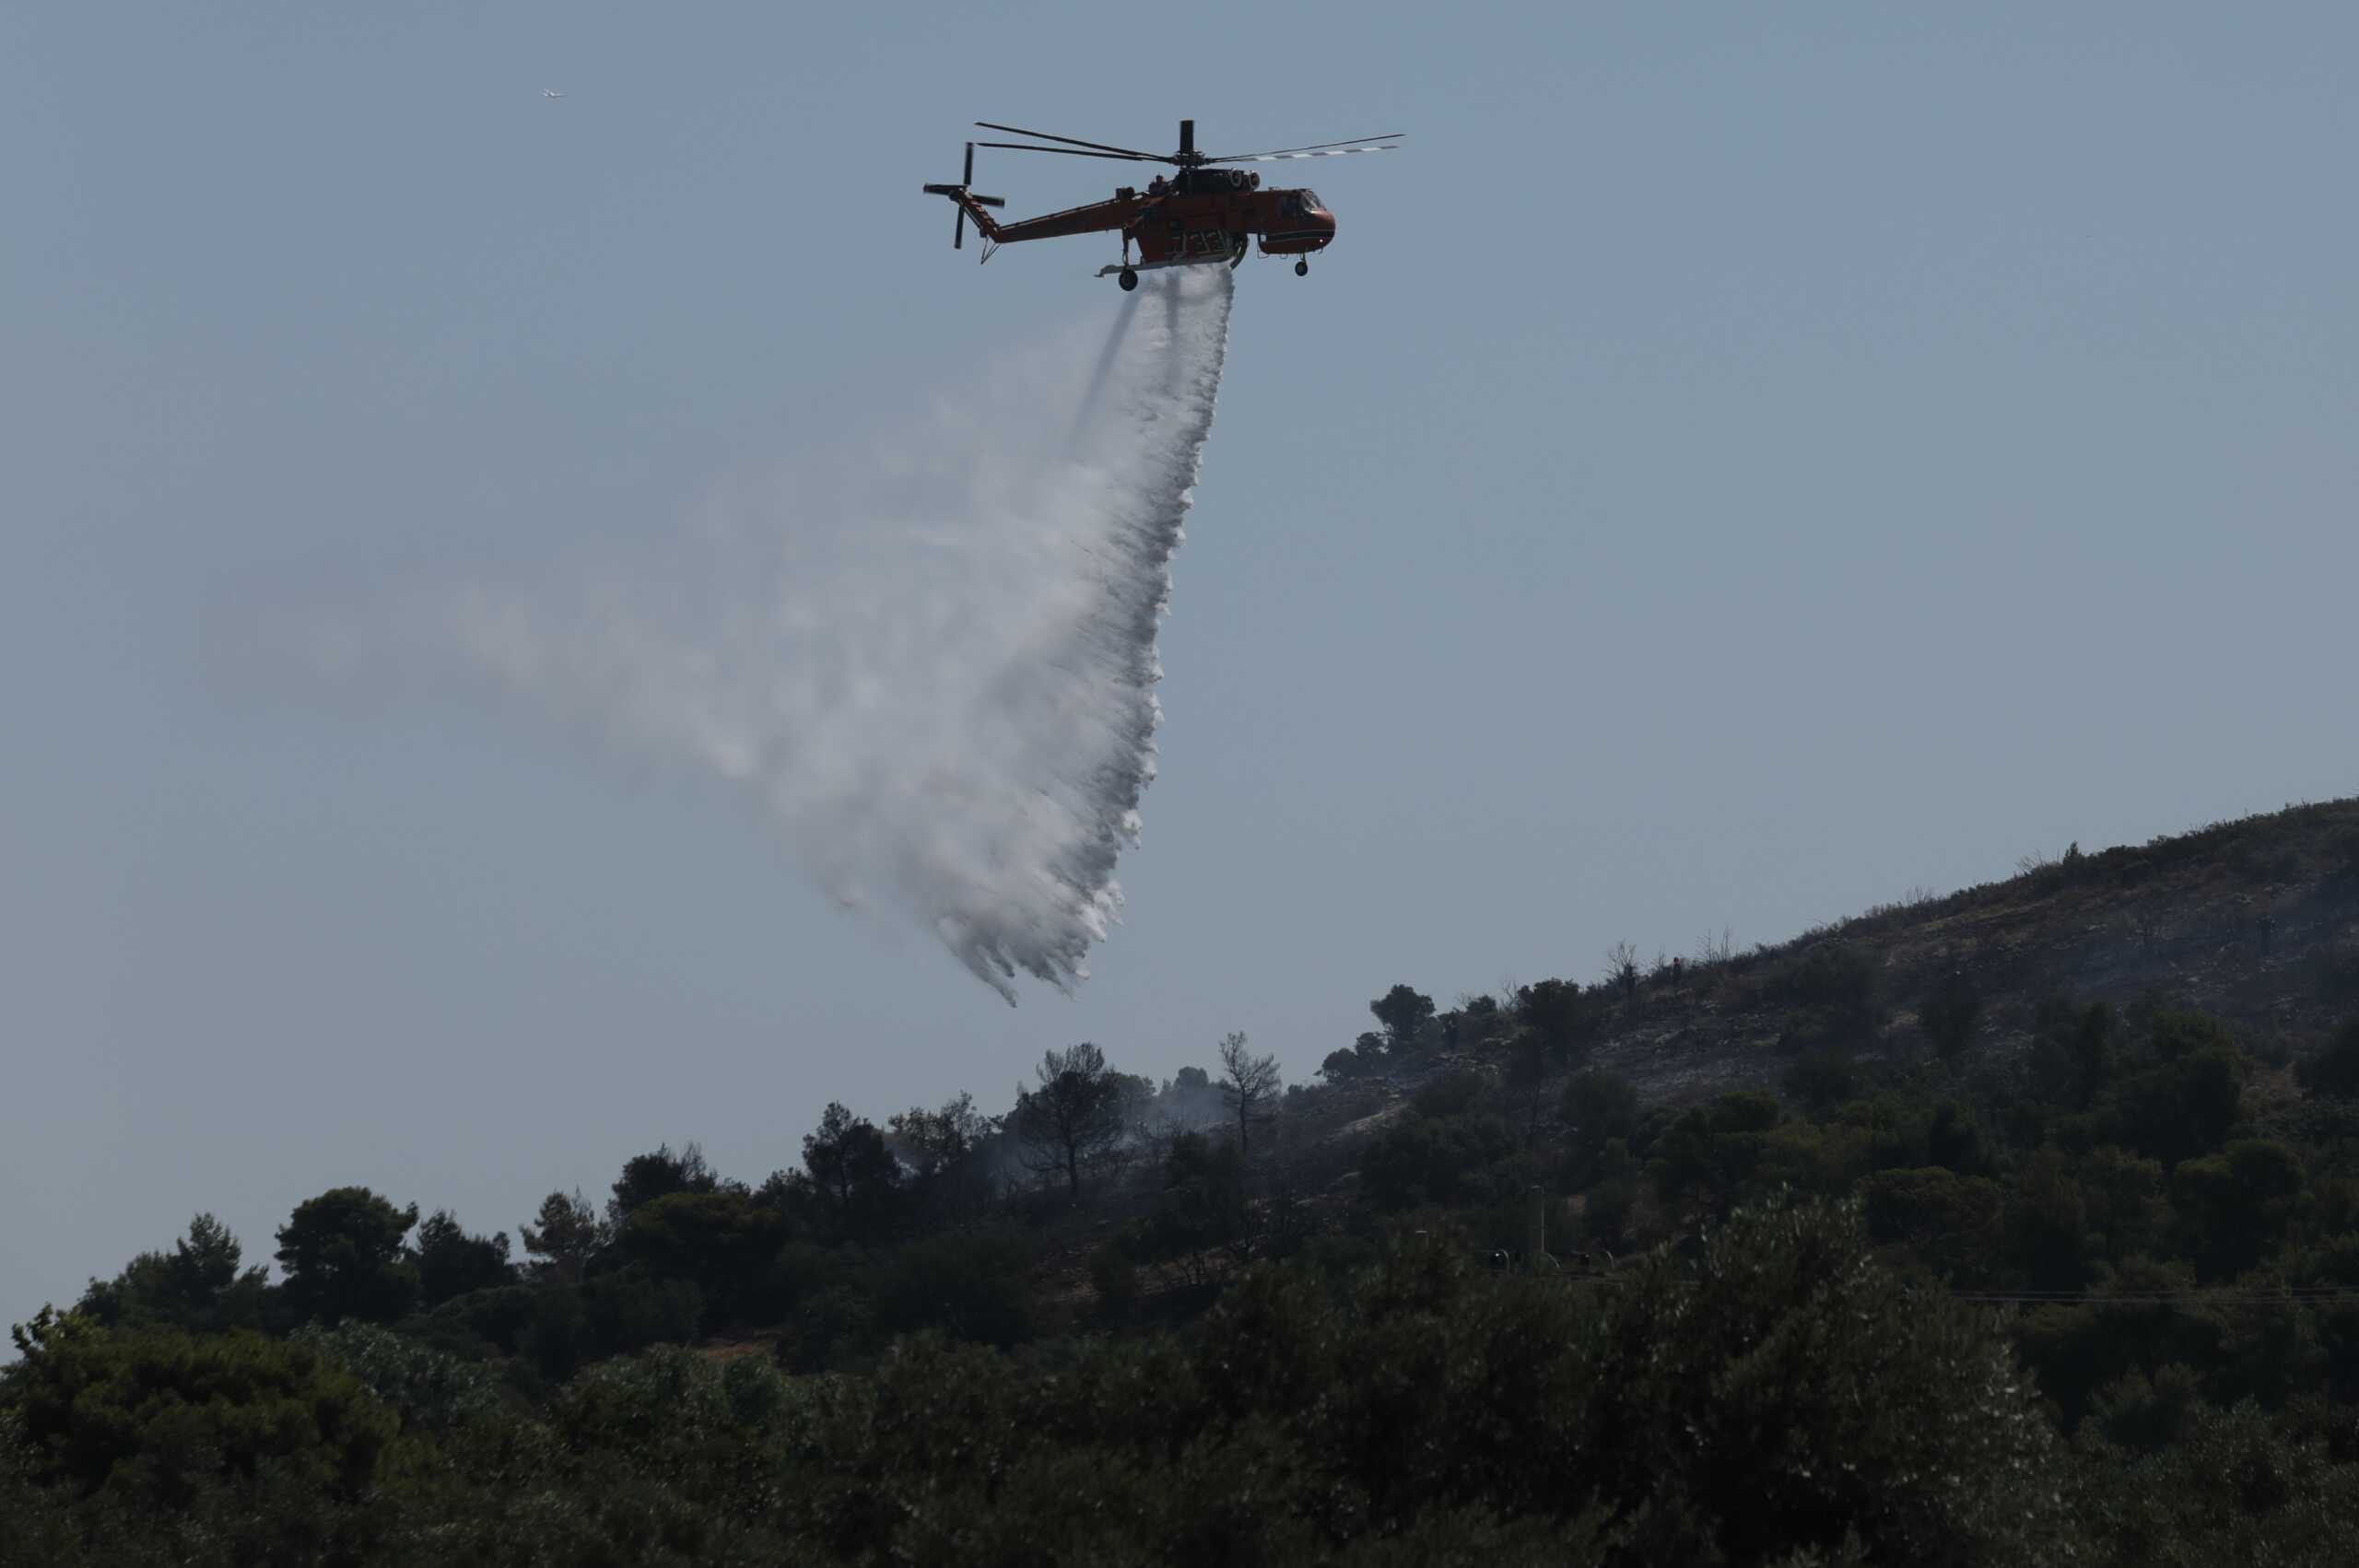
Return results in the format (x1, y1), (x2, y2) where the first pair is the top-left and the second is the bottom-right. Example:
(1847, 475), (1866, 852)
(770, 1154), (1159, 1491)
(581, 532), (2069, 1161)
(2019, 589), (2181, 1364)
(543, 88), (565, 99)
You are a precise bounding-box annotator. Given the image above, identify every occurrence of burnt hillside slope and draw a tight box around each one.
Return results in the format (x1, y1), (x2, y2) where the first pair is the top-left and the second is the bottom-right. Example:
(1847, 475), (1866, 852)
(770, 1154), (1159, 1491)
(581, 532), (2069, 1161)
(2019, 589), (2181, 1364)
(1521, 799), (2353, 1105)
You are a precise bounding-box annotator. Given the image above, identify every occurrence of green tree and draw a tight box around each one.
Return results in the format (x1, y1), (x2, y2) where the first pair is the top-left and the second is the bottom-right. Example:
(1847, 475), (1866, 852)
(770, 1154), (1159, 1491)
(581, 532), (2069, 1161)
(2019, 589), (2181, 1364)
(1515, 977), (1591, 1064)
(874, 1235), (1038, 1348)
(1861, 1166), (2006, 1286)
(1781, 1047), (1863, 1114)
(1504, 1031), (1552, 1142)
(2107, 1033), (2245, 1168)
(518, 1188), (607, 1283)
(10, 1324), (396, 1506)
(1319, 1046), (1367, 1082)
(580, 1265), (705, 1355)
(1141, 1130), (1250, 1280)
(1920, 966), (1983, 1059)
(2076, 1400), (2359, 1567)
(802, 1101), (903, 1245)
(1088, 1243), (1139, 1320)
(2002, 1151), (2090, 1293)
(2297, 1018), (2359, 1099)
(2030, 1000), (2118, 1112)
(2173, 1140), (2305, 1281)
(1579, 1196), (2075, 1564)
(1559, 1070), (1640, 1169)
(1409, 1067), (1484, 1120)
(1216, 1031), (1282, 1160)
(1370, 984), (1438, 1055)
(414, 1210), (513, 1308)
(1009, 1042), (1126, 1202)
(75, 1213), (267, 1334)
(1649, 1090), (1783, 1209)
(2080, 1145), (2165, 1263)
(614, 1189), (792, 1318)
(274, 1187), (418, 1328)
(604, 1141), (720, 1227)
(1926, 1098), (1988, 1175)
(1361, 1113), (1515, 1211)
(889, 1090), (997, 1224)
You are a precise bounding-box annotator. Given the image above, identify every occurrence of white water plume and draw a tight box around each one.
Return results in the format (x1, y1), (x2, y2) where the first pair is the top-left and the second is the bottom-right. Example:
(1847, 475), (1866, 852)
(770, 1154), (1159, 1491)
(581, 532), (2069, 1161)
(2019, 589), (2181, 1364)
(436, 268), (1234, 1000)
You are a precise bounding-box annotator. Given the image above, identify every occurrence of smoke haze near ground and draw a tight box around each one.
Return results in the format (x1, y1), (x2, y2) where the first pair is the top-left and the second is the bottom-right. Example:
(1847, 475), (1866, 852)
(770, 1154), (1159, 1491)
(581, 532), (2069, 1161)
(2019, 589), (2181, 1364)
(421, 269), (1235, 1000)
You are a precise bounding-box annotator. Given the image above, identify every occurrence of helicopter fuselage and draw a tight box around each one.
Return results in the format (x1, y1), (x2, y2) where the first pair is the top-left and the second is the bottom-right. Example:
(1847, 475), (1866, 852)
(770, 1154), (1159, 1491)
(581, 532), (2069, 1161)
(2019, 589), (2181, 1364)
(951, 170), (1336, 266)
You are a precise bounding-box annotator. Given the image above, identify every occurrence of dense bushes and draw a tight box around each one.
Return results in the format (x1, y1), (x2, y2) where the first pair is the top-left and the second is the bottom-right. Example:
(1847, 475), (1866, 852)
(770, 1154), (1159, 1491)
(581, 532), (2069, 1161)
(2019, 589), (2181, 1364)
(1361, 1112), (1517, 1211)
(2299, 1019), (2359, 1099)
(0, 1201), (2086, 1565)
(7, 1321), (396, 1507)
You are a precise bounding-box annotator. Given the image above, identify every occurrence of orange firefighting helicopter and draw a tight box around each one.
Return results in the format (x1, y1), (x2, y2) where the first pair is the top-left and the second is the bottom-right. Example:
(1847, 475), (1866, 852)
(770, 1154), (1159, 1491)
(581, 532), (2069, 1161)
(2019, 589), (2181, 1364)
(922, 118), (1399, 289)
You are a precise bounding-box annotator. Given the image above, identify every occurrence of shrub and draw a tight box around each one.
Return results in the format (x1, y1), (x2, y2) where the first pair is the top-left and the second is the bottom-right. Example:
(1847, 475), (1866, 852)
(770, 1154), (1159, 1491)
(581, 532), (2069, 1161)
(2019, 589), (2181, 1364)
(298, 1320), (501, 1437)
(517, 1283), (592, 1383)
(1778, 943), (1879, 1012)
(10, 1325), (397, 1506)
(612, 1189), (791, 1321)
(781, 1283), (878, 1373)
(2304, 945), (2359, 1009)
(2298, 1020), (2359, 1100)
(1861, 1167), (2004, 1285)
(2107, 1036), (2245, 1168)
(581, 1265), (702, 1356)
(874, 1234), (1036, 1349)
(1782, 1048), (1864, 1114)
(1579, 1195), (2076, 1564)
(421, 1282), (538, 1357)
(2326, 826), (2359, 883)
(2076, 1400), (2359, 1566)
(1088, 1244), (1139, 1320)
(1649, 1091), (1785, 1207)
(1361, 1114), (1516, 1211)
(1140, 1132), (1249, 1274)
(1412, 1068), (1485, 1119)
(1559, 1071), (1639, 1149)
(1921, 967), (1983, 1059)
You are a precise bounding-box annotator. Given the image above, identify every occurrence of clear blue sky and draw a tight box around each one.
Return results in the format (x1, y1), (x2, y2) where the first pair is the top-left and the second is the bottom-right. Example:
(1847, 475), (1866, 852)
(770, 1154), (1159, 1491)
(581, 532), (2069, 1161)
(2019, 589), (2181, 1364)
(6, 3), (2353, 1320)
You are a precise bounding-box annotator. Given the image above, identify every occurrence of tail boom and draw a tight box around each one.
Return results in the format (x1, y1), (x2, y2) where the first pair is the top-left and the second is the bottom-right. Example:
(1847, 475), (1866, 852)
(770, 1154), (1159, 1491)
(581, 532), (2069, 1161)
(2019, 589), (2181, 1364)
(922, 184), (1008, 243)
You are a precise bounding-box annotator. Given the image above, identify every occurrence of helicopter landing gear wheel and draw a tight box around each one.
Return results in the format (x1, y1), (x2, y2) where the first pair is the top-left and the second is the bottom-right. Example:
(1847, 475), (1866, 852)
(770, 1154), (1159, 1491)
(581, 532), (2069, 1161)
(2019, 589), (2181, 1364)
(1118, 268), (1138, 291)
(1294, 258), (1309, 277)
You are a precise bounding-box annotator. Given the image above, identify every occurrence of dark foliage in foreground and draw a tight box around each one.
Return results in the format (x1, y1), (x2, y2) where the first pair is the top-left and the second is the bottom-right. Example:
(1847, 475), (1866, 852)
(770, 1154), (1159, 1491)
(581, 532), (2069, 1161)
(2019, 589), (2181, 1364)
(6, 1202), (2082, 1566)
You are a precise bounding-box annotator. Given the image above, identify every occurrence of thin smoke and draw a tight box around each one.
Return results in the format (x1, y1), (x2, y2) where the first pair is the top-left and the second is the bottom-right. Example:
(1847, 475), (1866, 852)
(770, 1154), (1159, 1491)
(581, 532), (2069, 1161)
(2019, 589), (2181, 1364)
(430, 269), (1234, 1000)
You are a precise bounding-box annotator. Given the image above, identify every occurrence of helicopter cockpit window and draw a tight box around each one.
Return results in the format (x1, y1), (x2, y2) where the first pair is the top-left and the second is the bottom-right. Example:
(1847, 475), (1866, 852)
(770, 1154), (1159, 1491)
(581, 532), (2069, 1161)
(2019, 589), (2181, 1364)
(1299, 190), (1323, 212)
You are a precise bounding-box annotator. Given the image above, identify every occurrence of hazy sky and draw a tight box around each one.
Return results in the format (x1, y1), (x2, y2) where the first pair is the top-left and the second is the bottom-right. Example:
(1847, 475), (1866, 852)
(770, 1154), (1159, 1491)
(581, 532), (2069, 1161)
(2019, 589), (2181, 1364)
(6, 4), (2354, 1322)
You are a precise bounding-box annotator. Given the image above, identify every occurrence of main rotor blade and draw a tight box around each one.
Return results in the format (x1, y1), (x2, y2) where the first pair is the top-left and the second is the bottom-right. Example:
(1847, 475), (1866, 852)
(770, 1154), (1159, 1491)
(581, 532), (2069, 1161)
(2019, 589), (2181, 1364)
(1209, 135), (1403, 162)
(975, 121), (1159, 158)
(973, 140), (1164, 164)
(1215, 145), (1401, 163)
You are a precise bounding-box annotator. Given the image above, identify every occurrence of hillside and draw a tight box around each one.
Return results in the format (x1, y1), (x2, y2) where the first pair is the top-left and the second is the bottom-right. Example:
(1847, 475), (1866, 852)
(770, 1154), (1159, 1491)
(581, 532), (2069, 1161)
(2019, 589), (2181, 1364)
(11, 796), (2359, 1566)
(1265, 798), (2359, 1209)
(1582, 797), (2359, 1100)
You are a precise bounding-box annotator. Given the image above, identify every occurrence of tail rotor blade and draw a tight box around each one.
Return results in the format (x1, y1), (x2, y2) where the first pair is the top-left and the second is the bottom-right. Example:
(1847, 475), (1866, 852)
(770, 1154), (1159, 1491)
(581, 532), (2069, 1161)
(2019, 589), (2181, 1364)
(955, 206), (966, 250)
(964, 140), (975, 184)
